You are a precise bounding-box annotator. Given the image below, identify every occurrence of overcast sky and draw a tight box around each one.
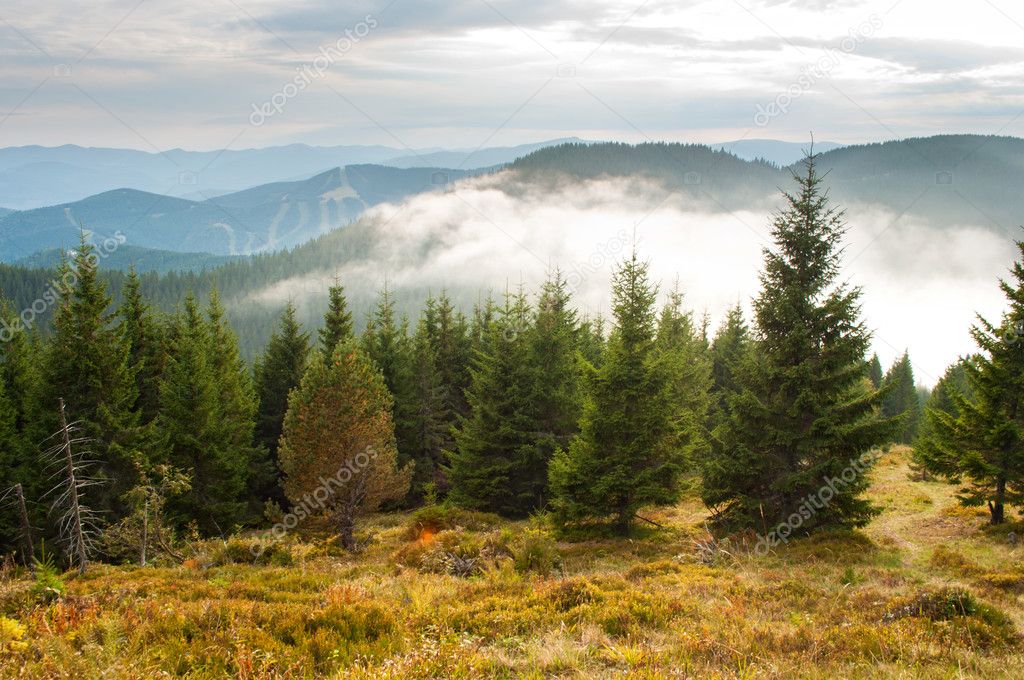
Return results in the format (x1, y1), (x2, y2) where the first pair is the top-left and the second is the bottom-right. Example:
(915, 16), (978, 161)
(1, 0), (1023, 150)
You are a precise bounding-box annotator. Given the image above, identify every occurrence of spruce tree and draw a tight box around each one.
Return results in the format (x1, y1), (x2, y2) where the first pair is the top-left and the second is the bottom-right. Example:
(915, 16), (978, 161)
(868, 354), (884, 389)
(119, 266), (164, 425)
(701, 155), (895, 534)
(881, 352), (922, 444)
(0, 376), (21, 554)
(529, 272), (583, 463)
(254, 302), (311, 505)
(447, 289), (542, 516)
(549, 252), (678, 534)
(319, 281), (354, 358)
(422, 291), (471, 462)
(708, 303), (749, 427)
(578, 314), (606, 368)
(158, 295), (248, 534)
(206, 290), (262, 520)
(278, 340), (412, 549)
(38, 236), (140, 516)
(656, 284), (713, 466)
(916, 242), (1024, 524)
(405, 314), (448, 498)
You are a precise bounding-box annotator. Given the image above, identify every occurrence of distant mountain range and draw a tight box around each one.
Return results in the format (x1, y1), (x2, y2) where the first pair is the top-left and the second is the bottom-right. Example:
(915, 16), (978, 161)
(0, 139), (586, 210)
(1, 134), (1021, 359)
(0, 165), (476, 262)
(711, 139), (844, 165)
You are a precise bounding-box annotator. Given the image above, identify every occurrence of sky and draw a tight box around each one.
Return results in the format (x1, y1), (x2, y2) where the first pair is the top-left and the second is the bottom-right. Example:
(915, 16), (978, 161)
(2, 0), (1024, 151)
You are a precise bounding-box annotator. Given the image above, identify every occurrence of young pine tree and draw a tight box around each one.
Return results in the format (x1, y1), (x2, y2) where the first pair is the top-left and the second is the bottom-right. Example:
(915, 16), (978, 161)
(881, 351), (922, 444)
(278, 341), (412, 549)
(701, 155), (895, 534)
(916, 243), (1024, 524)
(549, 252), (678, 534)
(447, 289), (543, 516)
(254, 302), (311, 505)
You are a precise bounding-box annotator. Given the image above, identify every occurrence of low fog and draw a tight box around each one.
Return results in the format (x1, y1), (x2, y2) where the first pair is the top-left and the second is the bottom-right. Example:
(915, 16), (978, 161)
(250, 172), (1018, 386)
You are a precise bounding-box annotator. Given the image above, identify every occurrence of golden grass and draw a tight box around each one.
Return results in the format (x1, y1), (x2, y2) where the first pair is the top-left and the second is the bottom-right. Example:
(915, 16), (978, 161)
(0, 446), (1022, 678)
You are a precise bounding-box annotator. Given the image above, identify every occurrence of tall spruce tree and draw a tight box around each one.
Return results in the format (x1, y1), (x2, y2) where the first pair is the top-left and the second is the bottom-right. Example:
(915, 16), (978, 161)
(656, 284), (713, 467)
(405, 314), (448, 498)
(422, 291), (472, 467)
(38, 237), (140, 516)
(916, 242), (1024, 524)
(708, 303), (749, 428)
(529, 272), (583, 463)
(549, 252), (678, 534)
(868, 354), (884, 389)
(701, 154), (895, 534)
(447, 289), (543, 516)
(158, 295), (248, 534)
(881, 352), (922, 444)
(254, 302), (311, 505)
(119, 267), (164, 425)
(319, 281), (354, 358)
(206, 290), (262, 520)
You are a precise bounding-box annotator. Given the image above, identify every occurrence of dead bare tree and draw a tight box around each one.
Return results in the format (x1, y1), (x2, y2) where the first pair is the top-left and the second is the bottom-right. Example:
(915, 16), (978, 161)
(40, 398), (102, 575)
(0, 483), (35, 570)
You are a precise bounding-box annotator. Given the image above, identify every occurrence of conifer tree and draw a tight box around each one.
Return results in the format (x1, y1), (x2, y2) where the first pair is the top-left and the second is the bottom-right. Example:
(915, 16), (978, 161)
(206, 290), (262, 519)
(656, 284), (713, 466)
(0, 377), (21, 553)
(422, 291), (471, 458)
(447, 289), (543, 516)
(701, 155), (895, 534)
(278, 340), (412, 549)
(254, 302), (311, 504)
(38, 237), (140, 516)
(881, 352), (922, 444)
(868, 354), (884, 389)
(530, 272), (583, 451)
(158, 295), (248, 533)
(916, 243), (1024, 524)
(405, 315), (448, 498)
(319, 281), (354, 358)
(708, 303), (749, 427)
(119, 267), (164, 425)
(549, 252), (678, 534)
(578, 314), (606, 368)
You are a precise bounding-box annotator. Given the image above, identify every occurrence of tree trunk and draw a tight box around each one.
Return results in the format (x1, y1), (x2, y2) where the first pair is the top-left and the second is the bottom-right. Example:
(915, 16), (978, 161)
(59, 398), (88, 574)
(338, 513), (356, 550)
(14, 483), (34, 571)
(989, 477), (1007, 525)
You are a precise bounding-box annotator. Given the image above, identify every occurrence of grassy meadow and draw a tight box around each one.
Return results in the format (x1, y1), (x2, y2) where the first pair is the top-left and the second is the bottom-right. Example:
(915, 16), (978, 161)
(1, 446), (1022, 679)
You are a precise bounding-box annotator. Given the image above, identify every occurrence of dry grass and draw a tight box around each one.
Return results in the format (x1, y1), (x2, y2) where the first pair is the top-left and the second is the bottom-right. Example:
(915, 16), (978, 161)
(0, 446), (1021, 678)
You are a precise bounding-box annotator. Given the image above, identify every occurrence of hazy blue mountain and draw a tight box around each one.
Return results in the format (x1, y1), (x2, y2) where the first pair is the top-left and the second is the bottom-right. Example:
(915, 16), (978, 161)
(15, 245), (241, 274)
(0, 165), (473, 261)
(0, 208), (14, 219)
(382, 138), (589, 169)
(712, 139), (844, 166)
(0, 139), (574, 210)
